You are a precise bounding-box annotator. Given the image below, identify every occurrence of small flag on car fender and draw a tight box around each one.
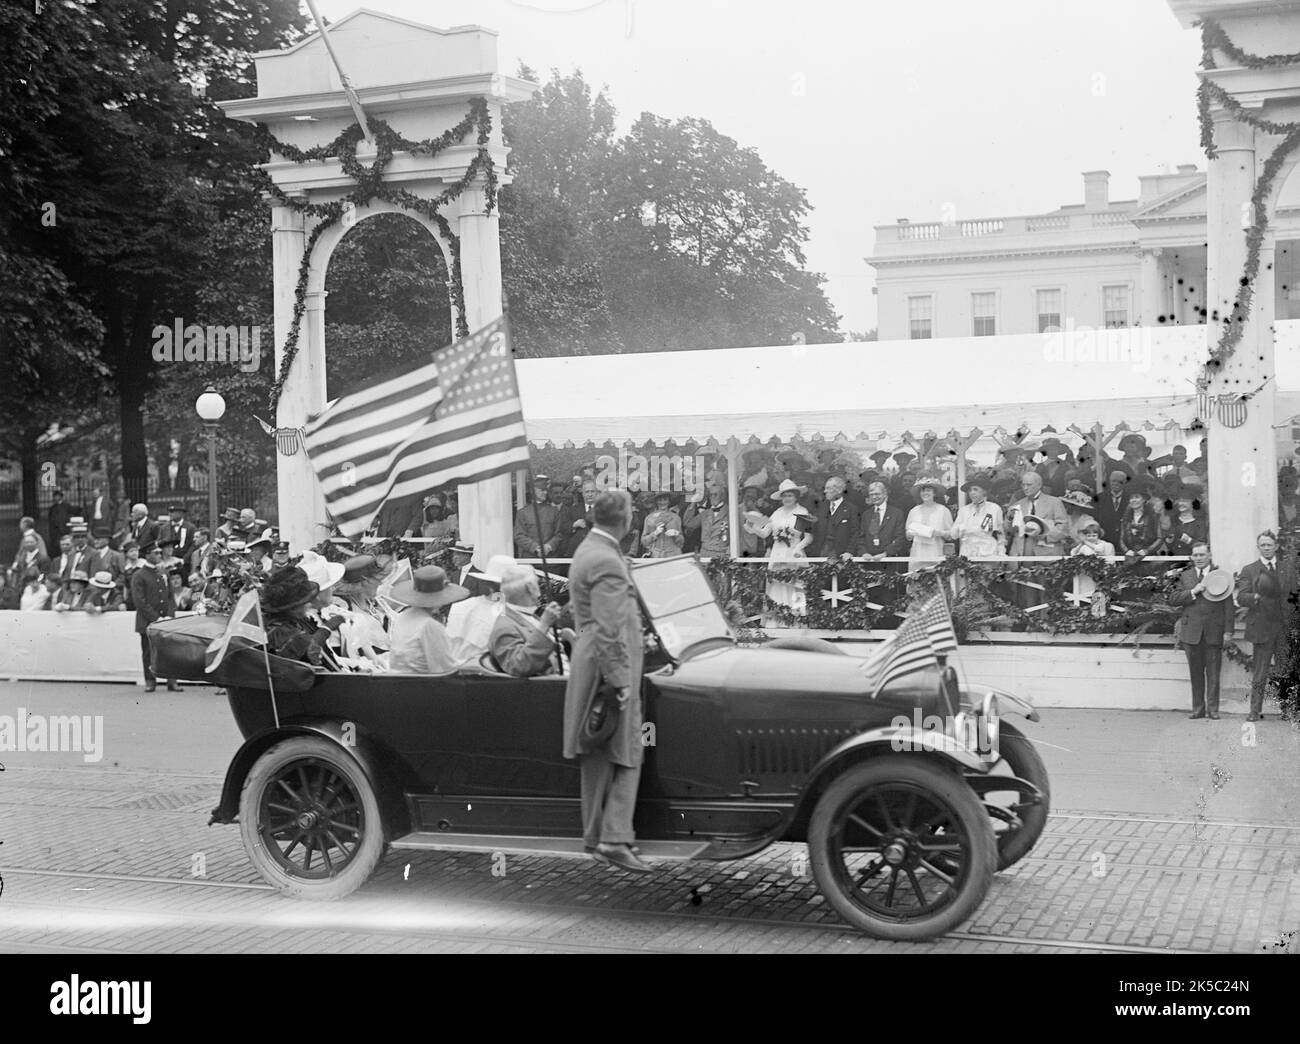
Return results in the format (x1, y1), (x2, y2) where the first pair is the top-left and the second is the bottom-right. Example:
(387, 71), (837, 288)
(205, 588), (268, 672)
(859, 592), (958, 697)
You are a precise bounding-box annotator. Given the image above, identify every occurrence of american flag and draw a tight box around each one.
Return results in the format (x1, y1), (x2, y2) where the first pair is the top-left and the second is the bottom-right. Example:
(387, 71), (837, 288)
(303, 317), (530, 538)
(205, 588), (268, 672)
(859, 592), (958, 696)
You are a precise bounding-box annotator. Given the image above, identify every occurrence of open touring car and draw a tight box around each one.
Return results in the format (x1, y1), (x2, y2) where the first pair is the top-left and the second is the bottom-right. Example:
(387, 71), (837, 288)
(151, 555), (1048, 941)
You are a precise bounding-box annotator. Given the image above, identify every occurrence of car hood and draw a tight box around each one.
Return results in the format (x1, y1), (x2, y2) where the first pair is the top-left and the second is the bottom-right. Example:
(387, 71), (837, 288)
(648, 644), (943, 715)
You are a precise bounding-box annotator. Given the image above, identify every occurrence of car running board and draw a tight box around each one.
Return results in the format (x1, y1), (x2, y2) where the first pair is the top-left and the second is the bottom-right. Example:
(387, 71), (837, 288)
(389, 832), (712, 861)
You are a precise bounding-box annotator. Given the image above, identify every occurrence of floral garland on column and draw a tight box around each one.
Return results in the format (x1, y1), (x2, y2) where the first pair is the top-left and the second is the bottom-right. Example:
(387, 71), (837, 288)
(1195, 19), (1300, 369)
(253, 98), (497, 415)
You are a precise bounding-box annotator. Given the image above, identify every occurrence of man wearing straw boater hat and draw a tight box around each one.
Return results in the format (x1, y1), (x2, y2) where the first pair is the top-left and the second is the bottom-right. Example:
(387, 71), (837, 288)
(1170, 541), (1234, 720)
(387, 565), (471, 674)
(563, 489), (653, 875)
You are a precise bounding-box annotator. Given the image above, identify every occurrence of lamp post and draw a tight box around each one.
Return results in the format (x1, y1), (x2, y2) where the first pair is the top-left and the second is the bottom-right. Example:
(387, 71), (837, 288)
(195, 386), (226, 529)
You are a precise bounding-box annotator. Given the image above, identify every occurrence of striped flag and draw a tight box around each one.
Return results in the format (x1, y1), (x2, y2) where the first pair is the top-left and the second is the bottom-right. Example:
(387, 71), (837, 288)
(303, 317), (531, 538)
(859, 592), (958, 696)
(205, 588), (268, 672)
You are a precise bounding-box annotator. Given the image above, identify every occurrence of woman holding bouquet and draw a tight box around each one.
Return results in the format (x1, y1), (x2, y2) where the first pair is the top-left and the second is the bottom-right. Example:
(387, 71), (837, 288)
(906, 476), (954, 571)
(746, 478), (813, 615)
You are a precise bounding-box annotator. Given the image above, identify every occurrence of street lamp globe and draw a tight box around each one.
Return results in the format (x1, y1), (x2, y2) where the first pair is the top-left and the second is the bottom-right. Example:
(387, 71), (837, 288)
(196, 386), (226, 422)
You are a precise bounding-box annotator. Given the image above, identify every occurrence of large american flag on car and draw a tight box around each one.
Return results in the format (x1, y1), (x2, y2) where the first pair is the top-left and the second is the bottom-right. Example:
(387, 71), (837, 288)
(859, 592), (958, 696)
(303, 317), (530, 538)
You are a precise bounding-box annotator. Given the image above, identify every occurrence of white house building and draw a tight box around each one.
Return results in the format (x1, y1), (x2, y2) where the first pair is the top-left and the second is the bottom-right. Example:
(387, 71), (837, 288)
(867, 165), (1300, 342)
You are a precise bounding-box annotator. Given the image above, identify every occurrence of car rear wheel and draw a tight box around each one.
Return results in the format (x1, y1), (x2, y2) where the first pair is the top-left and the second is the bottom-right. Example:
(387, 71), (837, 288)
(978, 720), (1050, 871)
(239, 736), (385, 900)
(808, 758), (996, 942)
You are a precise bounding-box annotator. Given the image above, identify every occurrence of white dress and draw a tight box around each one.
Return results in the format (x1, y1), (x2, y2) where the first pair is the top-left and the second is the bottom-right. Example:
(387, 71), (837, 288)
(952, 501), (1004, 560)
(753, 505), (811, 615)
(906, 503), (954, 571)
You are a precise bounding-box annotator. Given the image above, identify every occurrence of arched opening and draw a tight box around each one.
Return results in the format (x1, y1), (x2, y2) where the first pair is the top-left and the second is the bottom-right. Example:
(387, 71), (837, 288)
(322, 211), (458, 538)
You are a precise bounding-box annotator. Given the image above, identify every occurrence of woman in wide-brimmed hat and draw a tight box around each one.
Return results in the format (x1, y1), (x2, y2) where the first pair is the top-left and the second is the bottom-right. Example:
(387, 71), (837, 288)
(746, 478), (813, 617)
(951, 474), (1004, 560)
(1118, 479), (1163, 557)
(260, 567), (334, 668)
(905, 476), (953, 571)
(1059, 488), (1100, 547)
(388, 566), (471, 674)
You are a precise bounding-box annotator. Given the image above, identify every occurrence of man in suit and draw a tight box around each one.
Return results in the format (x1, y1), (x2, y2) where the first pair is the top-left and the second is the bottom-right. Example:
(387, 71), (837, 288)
(167, 504), (195, 560)
(1094, 470), (1129, 545)
(563, 489), (652, 875)
(1171, 541), (1233, 719)
(87, 485), (115, 531)
(62, 519), (100, 582)
(1007, 472), (1069, 557)
(126, 503), (158, 547)
(811, 476), (861, 561)
(560, 480), (600, 558)
(1234, 530), (1298, 721)
(47, 489), (74, 548)
(92, 526), (126, 604)
(859, 480), (907, 561)
(447, 542), (480, 591)
(489, 565), (573, 677)
(130, 541), (179, 692)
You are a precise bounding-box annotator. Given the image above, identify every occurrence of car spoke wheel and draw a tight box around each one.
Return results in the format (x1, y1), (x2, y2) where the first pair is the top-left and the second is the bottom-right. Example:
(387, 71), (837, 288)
(239, 736), (385, 900)
(809, 759), (995, 941)
(975, 720), (1050, 871)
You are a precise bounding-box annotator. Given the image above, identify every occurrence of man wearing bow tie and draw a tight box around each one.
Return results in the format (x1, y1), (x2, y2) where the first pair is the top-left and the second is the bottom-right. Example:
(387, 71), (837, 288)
(811, 477), (861, 561)
(1234, 531), (1297, 721)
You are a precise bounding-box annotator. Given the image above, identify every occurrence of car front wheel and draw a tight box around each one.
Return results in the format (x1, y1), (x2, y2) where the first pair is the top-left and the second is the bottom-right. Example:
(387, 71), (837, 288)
(982, 720), (1050, 871)
(808, 758), (996, 942)
(238, 736), (385, 900)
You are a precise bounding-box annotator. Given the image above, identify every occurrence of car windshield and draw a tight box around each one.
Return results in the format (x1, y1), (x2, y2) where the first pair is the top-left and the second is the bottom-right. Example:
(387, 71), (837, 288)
(630, 555), (733, 659)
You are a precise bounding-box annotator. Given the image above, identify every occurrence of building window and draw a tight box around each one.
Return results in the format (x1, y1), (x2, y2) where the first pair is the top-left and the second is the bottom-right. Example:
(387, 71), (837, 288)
(1103, 284), (1130, 328)
(908, 295), (933, 340)
(971, 292), (996, 336)
(1036, 288), (1062, 333)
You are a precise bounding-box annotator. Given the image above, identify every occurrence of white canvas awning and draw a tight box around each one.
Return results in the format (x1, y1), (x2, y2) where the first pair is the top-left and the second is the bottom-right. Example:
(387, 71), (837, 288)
(515, 323), (1233, 448)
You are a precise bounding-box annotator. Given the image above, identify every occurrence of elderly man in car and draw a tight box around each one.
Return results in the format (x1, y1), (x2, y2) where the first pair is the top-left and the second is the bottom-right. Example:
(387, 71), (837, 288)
(489, 564), (574, 677)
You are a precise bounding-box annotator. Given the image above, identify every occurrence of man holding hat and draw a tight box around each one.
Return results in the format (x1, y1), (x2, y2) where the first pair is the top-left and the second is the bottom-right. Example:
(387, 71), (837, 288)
(131, 541), (179, 692)
(1171, 541), (1234, 719)
(1007, 472), (1069, 558)
(387, 566), (471, 674)
(1234, 530), (1298, 721)
(514, 475), (562, 560)
(563, 489), (652, 875)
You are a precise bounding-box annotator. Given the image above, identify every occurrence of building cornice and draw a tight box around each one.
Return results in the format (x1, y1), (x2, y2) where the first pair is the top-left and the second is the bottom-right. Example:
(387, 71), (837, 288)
(867, 242), (1139, 268)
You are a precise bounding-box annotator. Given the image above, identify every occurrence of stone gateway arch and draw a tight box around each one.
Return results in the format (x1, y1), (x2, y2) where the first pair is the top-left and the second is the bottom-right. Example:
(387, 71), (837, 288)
(220, 10), (535, 561)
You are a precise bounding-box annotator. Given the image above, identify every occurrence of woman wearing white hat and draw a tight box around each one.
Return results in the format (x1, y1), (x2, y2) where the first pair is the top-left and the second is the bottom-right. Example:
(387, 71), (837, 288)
(745, 479), (813, 617)
(905, 476), (954, 572)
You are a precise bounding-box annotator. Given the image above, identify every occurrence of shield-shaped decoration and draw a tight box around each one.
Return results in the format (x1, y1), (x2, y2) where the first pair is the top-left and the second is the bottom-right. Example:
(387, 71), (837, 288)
(1217, 396), (1248, 429)
(275, 427), (303, 456)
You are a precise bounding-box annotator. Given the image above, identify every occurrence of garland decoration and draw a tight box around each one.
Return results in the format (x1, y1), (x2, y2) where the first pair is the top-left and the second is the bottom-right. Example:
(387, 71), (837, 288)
(252, 98), (498, 416)
(1194, 19), (1300, 371)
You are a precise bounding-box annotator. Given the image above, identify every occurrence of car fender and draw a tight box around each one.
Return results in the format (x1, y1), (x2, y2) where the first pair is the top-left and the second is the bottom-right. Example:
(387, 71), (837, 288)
(968, 686), (1039, 722)
(209, 717), (411, 840)
(779, 726), (990, 844)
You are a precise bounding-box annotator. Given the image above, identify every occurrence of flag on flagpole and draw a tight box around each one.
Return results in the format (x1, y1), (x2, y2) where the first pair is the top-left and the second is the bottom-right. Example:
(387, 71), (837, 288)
(205, 588), (268, 672)
(859, 592), (958, 696)
(303, 317), (531, 538)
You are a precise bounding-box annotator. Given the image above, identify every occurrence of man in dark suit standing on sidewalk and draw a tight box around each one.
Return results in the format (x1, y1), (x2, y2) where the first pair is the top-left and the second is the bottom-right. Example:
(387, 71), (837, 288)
(1171, 541), (1234, 720)
(1234, 530), (1297, 721)
(562, 489), (652, 875)
(131, 541), (179, 692)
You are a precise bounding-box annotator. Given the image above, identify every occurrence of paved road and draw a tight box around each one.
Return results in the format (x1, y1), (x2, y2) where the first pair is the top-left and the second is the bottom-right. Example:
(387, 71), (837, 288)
(1, 681), (1298, 953)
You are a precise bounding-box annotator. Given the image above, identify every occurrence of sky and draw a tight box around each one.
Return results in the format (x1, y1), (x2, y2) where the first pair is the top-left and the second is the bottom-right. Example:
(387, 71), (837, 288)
(311, 0), (1205, 337)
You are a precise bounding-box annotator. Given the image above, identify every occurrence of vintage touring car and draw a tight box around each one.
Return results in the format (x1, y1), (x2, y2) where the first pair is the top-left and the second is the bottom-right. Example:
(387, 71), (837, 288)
(151, 555), (1048, 941)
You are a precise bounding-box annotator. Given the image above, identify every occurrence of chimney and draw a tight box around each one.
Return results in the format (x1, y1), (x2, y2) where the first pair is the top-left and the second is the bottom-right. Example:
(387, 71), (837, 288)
(1176, 163), (1198, 175)
(1083, 170), (1110, 210)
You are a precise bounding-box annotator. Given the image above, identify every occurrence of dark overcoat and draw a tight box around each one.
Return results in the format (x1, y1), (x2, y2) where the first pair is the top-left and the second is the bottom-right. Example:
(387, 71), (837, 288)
(1235, 558), (1298, 644)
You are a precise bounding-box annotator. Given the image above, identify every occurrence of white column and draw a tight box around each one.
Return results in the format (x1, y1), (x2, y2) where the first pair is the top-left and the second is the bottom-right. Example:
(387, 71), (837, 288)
(725, 438), (741, 558)
(272, 205), (329, 554)
(1205, 115), (1277, 571)
(455, 183), (514, 570)
(1138, 247), (1165, 326)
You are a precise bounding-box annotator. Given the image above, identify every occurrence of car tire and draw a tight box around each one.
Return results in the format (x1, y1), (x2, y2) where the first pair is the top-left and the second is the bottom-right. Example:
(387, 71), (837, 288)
(808, 757), (996, 942)
(239, 736), (385, 900)
(986, 720), (1050, 871)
